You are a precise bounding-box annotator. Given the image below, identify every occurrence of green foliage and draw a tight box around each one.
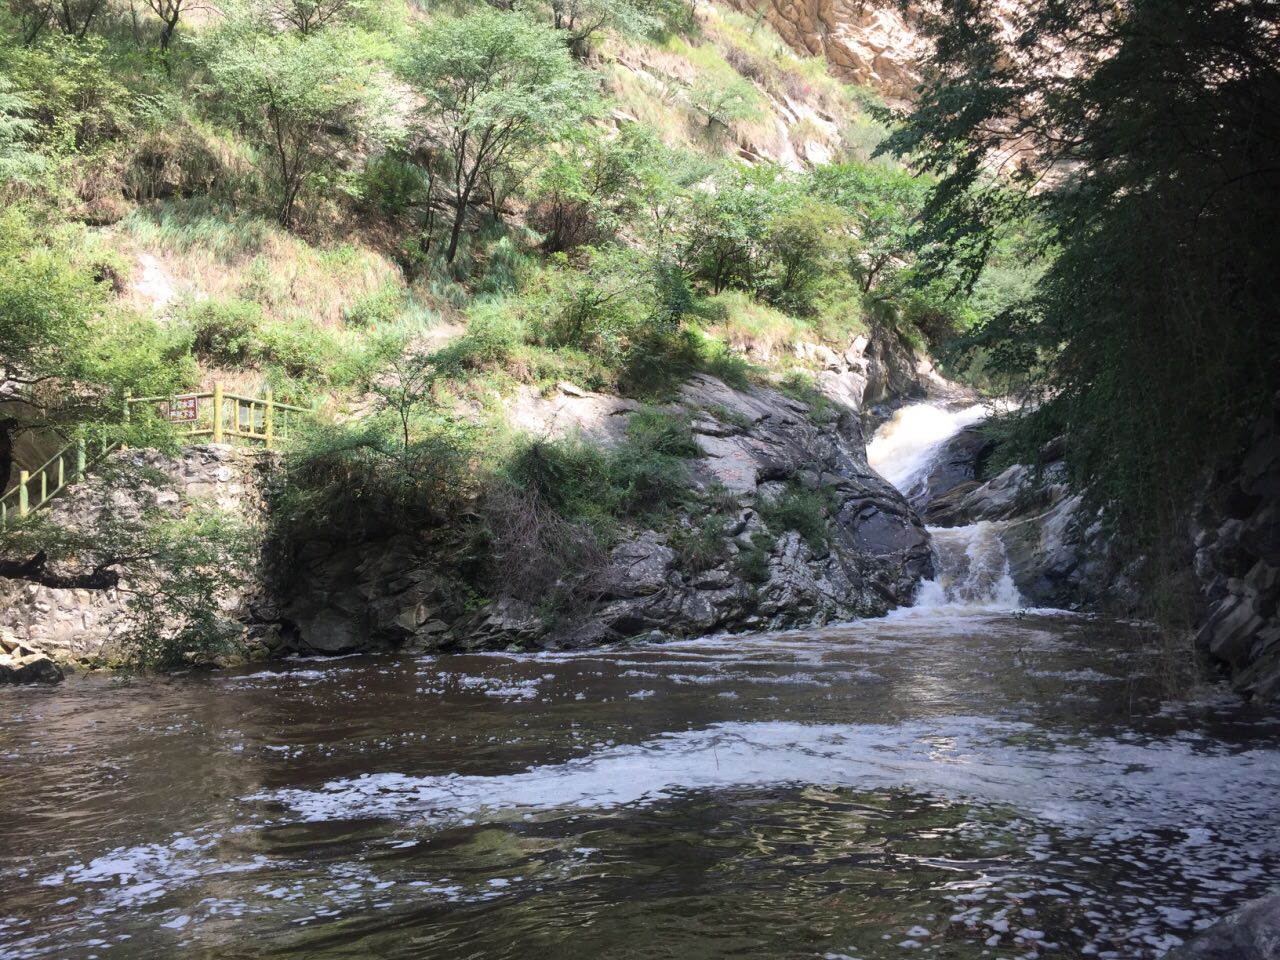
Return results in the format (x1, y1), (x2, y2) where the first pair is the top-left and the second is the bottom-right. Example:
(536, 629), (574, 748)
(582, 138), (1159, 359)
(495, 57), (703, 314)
(688, 72), (761, 130)
(170, 293), (399, 400)
(672, 512), (730, 572)
(272, 411), (478, 543)
(180, 297), (264, 365)
(401, 6), (595, 263)
(202, 24), (390, 226)
(0, 75), (45, 185)
(759, 482), (830, 550)
(887, 0), (1280, 570)
(734, 530), (773, 584)
(503, 407), (698, 524)
(530, 125), (663, 253)
(0, 207), (193, 477)
(343, 281), (405, 328)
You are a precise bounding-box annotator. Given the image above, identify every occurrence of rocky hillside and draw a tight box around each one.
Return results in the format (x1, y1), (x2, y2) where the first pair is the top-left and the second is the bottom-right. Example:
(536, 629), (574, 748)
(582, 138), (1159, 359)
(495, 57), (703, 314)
(1, 331), (944, 673)
(721, 0), (924, 108)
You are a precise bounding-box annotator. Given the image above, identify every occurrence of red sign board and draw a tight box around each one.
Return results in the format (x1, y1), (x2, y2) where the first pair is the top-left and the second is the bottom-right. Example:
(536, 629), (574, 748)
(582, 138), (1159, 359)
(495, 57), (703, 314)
(164, 396), (199, 423)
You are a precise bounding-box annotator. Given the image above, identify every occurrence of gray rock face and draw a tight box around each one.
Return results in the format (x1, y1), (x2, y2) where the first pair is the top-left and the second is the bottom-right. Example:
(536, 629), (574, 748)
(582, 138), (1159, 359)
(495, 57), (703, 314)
(911, 432), (1138, 613)
(2, 333), (942, 662)
(282, 371), (933, 653)
(0, 445), (277, 665)
(1193, 395), (1280, 699)
(911, 424), (996, 513)
(1165, 891), (1280, 959)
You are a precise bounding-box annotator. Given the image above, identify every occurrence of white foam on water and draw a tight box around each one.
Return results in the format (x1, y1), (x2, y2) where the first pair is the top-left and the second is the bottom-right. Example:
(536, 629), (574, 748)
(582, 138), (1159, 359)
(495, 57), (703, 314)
(868, 403), (990, 495)
(250, 717), (1280, 844)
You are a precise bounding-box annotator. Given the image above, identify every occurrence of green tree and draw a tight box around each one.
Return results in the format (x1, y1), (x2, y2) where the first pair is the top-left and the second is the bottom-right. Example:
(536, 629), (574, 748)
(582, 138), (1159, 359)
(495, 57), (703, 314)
(0, 208), (190, 487)
(0, 76), (44, 185)
(530, 124), (658, 253)
(688, 73), (760, 130)
(205, 26), (389, 227)
(401, 8), (594, 264)
(886, 0), (1280, 566)
(810, 163), (926, 298)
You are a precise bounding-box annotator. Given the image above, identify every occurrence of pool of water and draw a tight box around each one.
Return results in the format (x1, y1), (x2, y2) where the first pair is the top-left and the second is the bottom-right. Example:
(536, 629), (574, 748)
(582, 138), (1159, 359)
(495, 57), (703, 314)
(3, 609), (1279, 959)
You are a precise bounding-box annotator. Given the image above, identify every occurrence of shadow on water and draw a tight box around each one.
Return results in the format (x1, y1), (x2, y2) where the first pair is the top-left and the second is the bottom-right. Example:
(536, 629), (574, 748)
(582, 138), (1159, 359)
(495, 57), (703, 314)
(2, 611), (1279, 959)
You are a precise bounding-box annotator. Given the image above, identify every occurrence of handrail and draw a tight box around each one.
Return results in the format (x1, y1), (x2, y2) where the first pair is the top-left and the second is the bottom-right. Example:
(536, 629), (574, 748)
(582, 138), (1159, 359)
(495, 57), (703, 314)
(125, 383), (313, 448)
(1, 385), (313, 528)
(1, 428), (118, 529)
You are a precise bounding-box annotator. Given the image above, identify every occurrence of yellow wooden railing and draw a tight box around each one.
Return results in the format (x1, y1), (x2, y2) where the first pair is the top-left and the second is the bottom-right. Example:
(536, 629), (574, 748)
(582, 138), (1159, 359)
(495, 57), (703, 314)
(1, 386), (309, 528)
(124, 384), (309, 448)
(0, 428), (118, 529)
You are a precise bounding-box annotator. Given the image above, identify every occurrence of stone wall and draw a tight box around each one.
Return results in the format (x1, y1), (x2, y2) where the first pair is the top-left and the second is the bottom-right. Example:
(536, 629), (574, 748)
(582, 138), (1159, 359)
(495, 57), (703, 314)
(0, 445), (276, 666)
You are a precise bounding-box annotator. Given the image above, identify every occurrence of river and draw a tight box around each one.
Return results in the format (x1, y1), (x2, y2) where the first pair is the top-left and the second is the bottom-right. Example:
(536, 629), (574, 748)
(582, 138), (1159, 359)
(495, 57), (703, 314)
(2, 404), (1279, 959)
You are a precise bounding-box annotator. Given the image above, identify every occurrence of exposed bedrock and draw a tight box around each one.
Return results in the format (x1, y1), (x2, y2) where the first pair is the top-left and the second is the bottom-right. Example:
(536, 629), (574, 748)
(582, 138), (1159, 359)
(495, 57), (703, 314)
(283, 372), (933, 655)
(1192, 395), (1280, 699)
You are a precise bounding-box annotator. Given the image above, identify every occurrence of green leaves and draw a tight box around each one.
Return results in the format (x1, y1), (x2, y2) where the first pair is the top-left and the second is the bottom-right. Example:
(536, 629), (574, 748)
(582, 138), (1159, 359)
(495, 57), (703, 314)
(400, 7), (595, 263)
(202, 24), (391, 225)
(888, 0), (1280, 564)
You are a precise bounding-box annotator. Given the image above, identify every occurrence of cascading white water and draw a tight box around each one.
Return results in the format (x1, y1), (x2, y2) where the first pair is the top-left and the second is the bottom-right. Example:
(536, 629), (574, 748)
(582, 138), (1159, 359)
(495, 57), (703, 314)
(868, 402), (1024, 610)
(866, 402), (989, 500)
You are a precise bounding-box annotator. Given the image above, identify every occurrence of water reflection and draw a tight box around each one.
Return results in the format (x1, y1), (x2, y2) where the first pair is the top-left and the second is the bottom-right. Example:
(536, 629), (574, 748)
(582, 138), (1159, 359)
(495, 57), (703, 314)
(2, 611), (1278, 959)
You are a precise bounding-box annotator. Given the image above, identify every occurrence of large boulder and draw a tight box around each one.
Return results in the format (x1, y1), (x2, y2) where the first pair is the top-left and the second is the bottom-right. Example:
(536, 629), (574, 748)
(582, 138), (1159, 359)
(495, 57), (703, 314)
(0, 649), (63, 683)
(1166, 891), (1280, 959)
(1193, 394), (1280, 698)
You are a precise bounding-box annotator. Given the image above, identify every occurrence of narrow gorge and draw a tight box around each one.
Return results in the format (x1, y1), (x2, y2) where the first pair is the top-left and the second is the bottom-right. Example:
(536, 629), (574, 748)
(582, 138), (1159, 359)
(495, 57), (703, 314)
(2, 0), (1278, 957)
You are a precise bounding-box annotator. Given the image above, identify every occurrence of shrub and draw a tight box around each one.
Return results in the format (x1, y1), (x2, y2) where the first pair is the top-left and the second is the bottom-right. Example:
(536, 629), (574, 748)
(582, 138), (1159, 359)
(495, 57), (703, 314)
(759, 483), (831, 549)
(625, 407), (699, 457)
(272, 413), (478, 544)
(178, 297), (264, 366)
(343, 281), (405, 328)
(673, 513), (731, 572)
(734, 531), (774, 584)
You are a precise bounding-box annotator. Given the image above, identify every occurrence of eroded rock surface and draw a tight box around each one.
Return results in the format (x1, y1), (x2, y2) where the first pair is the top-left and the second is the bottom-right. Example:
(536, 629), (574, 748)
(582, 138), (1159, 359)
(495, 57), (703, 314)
(284, 371), (933, 653)
(721, 0), (927, 109)
(1166, 891), (1280, 959)
(1193, 396), (1280, 699)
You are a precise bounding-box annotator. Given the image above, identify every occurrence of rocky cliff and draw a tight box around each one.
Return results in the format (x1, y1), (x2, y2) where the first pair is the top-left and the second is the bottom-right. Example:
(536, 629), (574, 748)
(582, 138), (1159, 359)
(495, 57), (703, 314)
(1192, 395), (1280, 699)
(0, 445), (278, 675)
(720, 0), (925, 108)
(281, 363), (933, 655)
(2, 331), (942, 670)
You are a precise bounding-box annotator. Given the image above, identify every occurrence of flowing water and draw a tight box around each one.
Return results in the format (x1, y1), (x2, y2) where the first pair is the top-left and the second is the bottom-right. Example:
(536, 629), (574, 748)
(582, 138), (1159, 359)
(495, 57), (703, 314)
(3, 405), (1280, 960)
(869, 402), (1023, 611)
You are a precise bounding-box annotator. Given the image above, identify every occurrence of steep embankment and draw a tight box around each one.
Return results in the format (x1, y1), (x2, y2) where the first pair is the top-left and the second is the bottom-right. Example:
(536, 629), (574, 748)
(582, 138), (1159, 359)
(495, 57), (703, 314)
(0, 333), (944, 671)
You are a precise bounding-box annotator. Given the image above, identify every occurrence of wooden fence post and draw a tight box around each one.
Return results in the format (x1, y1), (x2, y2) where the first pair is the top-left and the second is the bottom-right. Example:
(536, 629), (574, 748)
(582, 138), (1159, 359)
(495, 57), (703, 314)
(76, 439), (86, 479)
(212, 382), (224, 444)
(18, 471), (29, 517)
(264, 389), (274, 449)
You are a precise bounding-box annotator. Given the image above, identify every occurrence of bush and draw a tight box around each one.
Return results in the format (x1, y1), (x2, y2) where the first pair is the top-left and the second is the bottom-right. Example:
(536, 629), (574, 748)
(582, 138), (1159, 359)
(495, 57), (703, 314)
(272, 414), (478, 544)
(759, 483), (831, 549)
(625, 407), (699, 457)
(673, 513), (731, 572)
(178, 297), (264, 366)
(343, 281), (405, 328)
(734, 531), (774, 584)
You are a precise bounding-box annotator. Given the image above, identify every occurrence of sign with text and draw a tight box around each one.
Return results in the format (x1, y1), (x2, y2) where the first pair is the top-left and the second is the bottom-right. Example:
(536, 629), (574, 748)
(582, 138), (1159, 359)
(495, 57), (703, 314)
(164, 396), (199, 423)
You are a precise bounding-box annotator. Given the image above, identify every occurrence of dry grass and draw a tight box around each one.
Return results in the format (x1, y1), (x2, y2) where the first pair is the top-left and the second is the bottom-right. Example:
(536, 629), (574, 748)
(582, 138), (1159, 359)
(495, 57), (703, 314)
(118, 201), (404, 329)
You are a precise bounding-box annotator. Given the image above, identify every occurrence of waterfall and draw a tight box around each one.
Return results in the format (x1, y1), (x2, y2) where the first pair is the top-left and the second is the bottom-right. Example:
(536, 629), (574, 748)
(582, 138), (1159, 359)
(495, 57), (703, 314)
(868, 402), (1024, 610)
